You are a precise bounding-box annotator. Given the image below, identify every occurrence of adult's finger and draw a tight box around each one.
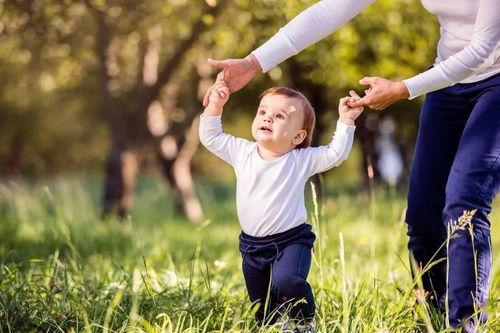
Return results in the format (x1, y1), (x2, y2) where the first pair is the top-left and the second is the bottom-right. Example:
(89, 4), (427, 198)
(349, 96), (370, 108)
(207, 58), (230, 69)
(359, 77), (376, 86)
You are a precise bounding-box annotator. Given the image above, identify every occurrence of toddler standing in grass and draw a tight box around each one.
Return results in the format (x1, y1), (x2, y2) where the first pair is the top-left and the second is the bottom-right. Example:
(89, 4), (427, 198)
(199, 81), (363, 332)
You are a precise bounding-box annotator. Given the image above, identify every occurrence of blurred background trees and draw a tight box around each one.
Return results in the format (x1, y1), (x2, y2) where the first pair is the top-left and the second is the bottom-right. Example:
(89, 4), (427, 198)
(0, 0), (439, 220)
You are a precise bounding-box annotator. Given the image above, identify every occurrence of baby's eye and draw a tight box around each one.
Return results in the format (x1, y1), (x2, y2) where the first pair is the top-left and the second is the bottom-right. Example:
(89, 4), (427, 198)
(259, 110), (265, 115)
(276, 114), (285, 120)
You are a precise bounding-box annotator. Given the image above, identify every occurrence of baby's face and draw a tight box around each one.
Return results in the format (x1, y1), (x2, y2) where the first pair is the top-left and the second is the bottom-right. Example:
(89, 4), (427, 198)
(251, 93), (306, 153)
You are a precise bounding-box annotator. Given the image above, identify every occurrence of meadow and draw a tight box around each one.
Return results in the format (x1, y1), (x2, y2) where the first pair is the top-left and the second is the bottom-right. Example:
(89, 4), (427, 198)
(0, 176), (499, 332)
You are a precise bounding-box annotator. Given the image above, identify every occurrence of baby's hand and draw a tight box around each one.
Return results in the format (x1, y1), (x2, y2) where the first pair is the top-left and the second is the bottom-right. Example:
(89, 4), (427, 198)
(207, 81), (230, 109)
(339, 90), (364, 125)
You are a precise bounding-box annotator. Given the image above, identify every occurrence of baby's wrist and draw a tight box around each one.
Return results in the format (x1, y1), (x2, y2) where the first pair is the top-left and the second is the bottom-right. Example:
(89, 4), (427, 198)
(203, 103), (224, 116)
(339, 116), (355, 126)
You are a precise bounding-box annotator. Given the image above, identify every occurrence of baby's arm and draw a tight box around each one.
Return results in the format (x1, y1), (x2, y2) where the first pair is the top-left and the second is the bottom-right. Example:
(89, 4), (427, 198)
(300, 92), (363, 175)
(202, 81), (230, 117)
(199, 82), (250, 167)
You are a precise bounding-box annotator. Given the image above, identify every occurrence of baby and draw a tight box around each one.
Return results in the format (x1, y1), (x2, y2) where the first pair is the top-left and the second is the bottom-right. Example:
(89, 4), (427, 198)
(199, 81), (363, 331)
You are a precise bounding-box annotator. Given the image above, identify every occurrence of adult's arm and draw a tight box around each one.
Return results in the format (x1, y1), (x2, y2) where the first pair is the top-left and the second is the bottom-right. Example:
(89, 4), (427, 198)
(350, 0), (500, 109)
(203, 0), (376, 106)
(252, 0), (376, 72)
(403, 0), (500, 99)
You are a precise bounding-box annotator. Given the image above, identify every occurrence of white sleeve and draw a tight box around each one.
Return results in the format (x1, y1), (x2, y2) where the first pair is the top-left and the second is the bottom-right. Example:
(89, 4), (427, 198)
(403, 0), (500, 99)
(300, 121), (356, 176)
(251, 0), (376, 72)
(198, 115), (252, 167)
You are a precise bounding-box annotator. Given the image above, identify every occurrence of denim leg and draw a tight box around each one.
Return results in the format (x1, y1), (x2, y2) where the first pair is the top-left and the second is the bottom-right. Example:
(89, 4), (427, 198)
(271, 243), (315, 323)
(443, 87), (500, 328)
(241, 252), (278, 324)
(406, 89), (471, 306)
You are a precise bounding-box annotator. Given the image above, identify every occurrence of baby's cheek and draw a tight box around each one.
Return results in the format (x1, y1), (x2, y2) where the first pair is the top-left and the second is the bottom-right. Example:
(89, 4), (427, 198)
(279, 130), (291, 140)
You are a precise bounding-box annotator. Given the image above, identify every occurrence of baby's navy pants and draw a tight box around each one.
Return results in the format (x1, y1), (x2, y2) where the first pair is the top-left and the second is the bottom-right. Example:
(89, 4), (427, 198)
(239, 223), (316, 325)
(406, 72), (500, 328)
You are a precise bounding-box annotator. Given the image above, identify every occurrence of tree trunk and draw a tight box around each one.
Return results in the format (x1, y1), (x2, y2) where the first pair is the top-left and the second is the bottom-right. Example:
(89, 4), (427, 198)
(157, 117), (203, 222)
(356, 113), (381, 194)
(86, 0), (226, 219)
(89, 6), (137, 219)
(103, 137), (139, 218)
(172, 117), (203, 222)
(157, 135), (183, 216)
(4, 135), (22, 177)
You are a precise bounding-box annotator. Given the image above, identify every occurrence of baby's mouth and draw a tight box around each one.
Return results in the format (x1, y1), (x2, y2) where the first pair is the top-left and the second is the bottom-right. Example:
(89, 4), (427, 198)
(259, 126), (272, 133)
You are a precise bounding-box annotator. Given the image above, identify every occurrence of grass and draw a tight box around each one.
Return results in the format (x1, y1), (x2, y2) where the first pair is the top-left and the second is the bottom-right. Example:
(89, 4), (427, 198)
(0, 175), (499, 332)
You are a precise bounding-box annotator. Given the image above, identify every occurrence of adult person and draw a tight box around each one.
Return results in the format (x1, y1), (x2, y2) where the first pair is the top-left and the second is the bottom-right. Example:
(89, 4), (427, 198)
(203, 0), (500, 331)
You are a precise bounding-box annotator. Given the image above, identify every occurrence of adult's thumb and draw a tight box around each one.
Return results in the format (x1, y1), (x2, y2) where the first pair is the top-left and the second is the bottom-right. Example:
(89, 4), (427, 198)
(207, 58), (229, 69)
(359, 77), (375, 86)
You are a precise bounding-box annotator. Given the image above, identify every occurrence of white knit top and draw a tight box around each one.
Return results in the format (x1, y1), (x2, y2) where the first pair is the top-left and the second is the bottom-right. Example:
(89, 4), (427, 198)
(199, 115), (355, 237)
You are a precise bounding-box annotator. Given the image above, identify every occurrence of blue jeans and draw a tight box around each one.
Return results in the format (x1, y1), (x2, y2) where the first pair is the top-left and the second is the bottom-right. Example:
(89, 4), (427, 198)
(239, 223), (316, 325)
(406, 72), (500, 327)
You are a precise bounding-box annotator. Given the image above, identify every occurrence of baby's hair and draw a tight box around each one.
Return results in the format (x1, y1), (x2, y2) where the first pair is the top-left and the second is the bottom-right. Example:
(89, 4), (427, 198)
(260, 87), (316, 149)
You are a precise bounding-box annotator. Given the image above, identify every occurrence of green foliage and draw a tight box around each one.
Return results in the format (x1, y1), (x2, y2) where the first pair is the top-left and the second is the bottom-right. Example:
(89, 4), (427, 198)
(0, 0), (106, 174)
(1, 177), (499, 331)
(1, 0), (439, 176)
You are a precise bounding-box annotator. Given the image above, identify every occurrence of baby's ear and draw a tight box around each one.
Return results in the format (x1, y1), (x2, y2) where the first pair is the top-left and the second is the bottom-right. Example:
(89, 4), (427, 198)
(293, 130), (307, 146)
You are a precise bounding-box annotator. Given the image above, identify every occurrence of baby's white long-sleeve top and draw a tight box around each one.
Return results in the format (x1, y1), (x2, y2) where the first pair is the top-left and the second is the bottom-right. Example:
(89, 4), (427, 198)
(199, 115), (355, 237)
(251, 0), (500, 99)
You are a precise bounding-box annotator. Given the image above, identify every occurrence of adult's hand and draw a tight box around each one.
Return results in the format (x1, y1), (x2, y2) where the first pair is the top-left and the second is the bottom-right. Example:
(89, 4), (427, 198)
(349, 77), (410, 110)
(202, 54), (263, 107)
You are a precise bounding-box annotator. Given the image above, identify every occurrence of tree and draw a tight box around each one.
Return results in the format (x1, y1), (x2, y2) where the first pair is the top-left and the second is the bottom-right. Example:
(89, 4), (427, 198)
(0, 0), (105, 176)
(83, 0), (228, 221)
(1, 0), (440, 205)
